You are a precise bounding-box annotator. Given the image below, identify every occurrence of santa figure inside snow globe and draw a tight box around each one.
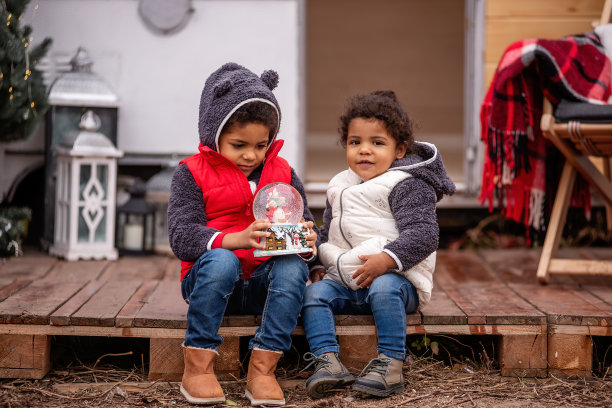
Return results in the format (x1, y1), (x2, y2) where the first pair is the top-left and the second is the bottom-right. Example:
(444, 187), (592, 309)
(252, 182), (313, 257)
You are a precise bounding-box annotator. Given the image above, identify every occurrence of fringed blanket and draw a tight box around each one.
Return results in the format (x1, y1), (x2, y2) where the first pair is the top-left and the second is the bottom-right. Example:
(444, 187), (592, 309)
(479, 32), (611, 241)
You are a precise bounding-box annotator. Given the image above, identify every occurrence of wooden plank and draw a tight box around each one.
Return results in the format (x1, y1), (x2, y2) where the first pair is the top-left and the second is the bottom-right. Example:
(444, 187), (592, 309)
(43, 259), (109, 282)
(549, 324), (612, 336)
(116, 280), (160, 328)
(49, 280), (106, 326)
(149, 337), (241, 381)
(0, 279), (85, 324)
(70, 280), (142, 327)
(479, 249), (575, 285)
(334, 313), (420, 326)
(162, 259), (181, 281)
(338, 334), (378, 371)
(420, 286), (467, 325)
(443, 282), (546, 325)
(582, 284), (612, 306)
(98, 255), (171, 281)
(549, 259), (612, 275)
(479, 249), (612, 324)
(548, 334), (593, 377)
(133, 281), (187, 329)
(0, 334), (51, 379)
(0, 279), (32, 303)
(435, 251), (545, 324)
(0, 256), (57, 280)
(0, 323), (546, 339)
(435, 251), (501, 284)
(498, 334), (547, 377)
(509, 283), (612, 326)
(216, 337), (241, 379)
(222, 315), (259, 327)
(148, 338), (184, 381)
(485, 19), (596, 66)
(486, 0), (604, 17)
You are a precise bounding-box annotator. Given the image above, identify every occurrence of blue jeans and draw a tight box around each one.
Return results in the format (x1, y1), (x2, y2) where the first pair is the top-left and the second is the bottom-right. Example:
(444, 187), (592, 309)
(181, 249), (308, 352)
(302, 274), (419, 361)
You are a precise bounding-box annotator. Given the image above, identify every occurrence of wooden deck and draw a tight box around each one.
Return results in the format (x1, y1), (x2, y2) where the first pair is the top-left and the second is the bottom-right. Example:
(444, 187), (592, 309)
(0, 248), (611, 380)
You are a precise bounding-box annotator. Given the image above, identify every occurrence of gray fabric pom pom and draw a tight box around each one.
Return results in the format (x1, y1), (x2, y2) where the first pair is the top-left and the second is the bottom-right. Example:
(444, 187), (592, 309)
(214, 79), (233, 97)
(260, 70), (279, 90)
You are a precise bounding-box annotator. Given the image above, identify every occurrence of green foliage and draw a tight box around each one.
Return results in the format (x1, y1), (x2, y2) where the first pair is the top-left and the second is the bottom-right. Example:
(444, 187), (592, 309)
(0, 0), (52, 142)
(0, 206), (31, 257)
(409, 335), (439, 357)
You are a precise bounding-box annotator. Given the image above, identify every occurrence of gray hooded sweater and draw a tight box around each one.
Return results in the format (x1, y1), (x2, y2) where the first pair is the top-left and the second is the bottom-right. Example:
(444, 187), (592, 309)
(167, 62), (316, 264)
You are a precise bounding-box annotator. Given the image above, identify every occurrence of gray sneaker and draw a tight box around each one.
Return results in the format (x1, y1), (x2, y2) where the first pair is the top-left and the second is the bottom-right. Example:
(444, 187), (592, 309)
(302, 352), (355, 399)
(352, 353), (404, 397)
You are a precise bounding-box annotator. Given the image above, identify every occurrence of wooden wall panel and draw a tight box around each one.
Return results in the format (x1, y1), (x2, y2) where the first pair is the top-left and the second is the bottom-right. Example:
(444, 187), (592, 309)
(486, 0), (603, 17)
(307, 0), (464, 135)
(484, 0), (605, 88)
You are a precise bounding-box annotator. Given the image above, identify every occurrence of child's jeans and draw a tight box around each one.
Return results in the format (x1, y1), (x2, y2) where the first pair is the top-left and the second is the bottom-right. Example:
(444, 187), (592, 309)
(302, 274), (419, 361)
(181, 248), (309, 352)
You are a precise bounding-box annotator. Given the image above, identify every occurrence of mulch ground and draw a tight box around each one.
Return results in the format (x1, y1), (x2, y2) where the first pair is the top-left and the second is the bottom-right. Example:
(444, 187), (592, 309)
(2, 356), (610, 408)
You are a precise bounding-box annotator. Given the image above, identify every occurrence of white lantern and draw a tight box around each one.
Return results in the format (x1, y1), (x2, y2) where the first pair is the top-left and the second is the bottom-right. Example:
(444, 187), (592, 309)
(50, 111), (123, 260)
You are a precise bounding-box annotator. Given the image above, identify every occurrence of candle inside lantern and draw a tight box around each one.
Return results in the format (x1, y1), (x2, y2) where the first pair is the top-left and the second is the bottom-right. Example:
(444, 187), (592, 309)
(123, 223), (144, 250)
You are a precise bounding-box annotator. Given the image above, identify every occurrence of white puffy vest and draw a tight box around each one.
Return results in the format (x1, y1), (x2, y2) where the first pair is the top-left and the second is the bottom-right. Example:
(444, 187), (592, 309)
(319, 168), (436, 308)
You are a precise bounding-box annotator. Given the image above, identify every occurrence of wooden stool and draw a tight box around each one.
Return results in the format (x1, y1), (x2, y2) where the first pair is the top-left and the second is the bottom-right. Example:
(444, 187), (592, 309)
(536, 98), (612, 283)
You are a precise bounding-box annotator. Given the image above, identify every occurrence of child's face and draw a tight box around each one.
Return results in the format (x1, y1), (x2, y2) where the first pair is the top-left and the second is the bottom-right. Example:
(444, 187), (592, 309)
(218, 123), (270, 177)
(346, 117), (407, 181)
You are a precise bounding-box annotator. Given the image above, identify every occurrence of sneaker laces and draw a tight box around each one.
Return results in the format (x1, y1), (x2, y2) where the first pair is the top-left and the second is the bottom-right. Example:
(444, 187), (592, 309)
(300, 352), (331, 373)
(358, 356), (391, 377)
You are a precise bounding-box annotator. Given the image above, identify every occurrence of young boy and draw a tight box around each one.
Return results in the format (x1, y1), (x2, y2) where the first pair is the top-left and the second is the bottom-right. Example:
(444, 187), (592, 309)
(168, 62), (317, 406)
(302, 90), (455, 399)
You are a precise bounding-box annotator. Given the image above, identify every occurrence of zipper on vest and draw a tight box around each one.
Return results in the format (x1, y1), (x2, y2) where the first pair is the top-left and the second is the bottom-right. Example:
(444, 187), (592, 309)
(338, 187), (352, 249)
(335, 253), (351, 288)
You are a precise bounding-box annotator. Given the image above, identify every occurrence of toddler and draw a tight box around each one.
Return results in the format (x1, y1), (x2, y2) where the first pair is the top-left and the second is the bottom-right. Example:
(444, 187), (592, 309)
(302, 90), (455, 398)
(168, 62), (317, 406)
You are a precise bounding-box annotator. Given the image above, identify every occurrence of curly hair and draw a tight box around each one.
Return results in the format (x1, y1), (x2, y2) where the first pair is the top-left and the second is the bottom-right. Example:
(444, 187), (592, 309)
(338, 90), (414, 156)
(221, 101), (279, 139)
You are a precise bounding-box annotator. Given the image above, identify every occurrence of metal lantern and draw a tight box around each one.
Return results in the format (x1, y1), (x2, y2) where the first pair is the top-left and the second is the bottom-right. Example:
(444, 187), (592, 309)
(145, 164), (175, 255)
(116, 179), (156, 255)
(44, 46), (119, 250)
(50, 111), (123, 260)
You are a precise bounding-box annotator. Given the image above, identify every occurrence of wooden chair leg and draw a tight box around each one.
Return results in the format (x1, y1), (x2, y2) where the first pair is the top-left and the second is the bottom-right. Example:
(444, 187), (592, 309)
(537, 162), (576, 284)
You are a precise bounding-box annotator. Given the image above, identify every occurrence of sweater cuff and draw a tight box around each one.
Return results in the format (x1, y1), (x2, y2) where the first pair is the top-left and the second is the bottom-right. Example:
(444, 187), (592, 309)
(208, 232), (224, 250)
(300, 251), (316, 262)
(383, 249), (402, 272)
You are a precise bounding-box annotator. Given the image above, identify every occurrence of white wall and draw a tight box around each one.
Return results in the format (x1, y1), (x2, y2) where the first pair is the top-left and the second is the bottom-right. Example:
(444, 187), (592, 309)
(24, 0), (303, 173)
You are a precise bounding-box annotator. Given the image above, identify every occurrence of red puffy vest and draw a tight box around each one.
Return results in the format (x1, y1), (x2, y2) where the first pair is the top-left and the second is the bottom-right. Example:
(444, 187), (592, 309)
(179, 140), (291, 280)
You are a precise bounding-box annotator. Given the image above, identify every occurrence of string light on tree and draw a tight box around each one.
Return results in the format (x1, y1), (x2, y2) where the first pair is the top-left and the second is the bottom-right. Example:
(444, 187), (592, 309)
(0, 0), (51, 142)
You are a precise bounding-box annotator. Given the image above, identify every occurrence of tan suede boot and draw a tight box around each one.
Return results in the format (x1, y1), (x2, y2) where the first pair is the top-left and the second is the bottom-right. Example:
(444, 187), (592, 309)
(244, 349), (285, 406)
(180, 346), (225, 405)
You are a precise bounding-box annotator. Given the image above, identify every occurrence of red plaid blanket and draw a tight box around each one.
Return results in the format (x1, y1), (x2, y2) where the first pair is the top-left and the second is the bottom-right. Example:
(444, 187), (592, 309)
(479, 32), (611, 241)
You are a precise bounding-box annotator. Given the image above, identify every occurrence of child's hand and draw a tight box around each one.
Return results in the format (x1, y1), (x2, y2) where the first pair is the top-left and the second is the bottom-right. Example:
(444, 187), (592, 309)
(308, 266), (326, 284)
(222, 219), (271, 250)
(352, 252), (398, 288)
(303, 220), (317, 256)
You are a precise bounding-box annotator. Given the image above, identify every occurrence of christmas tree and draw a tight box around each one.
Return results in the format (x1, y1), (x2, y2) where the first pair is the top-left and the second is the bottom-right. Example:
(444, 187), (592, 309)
(0, 0), (51, 142)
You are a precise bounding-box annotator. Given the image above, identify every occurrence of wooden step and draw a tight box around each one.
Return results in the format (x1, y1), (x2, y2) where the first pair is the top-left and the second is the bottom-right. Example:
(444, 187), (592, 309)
(0, 249), (610, 379)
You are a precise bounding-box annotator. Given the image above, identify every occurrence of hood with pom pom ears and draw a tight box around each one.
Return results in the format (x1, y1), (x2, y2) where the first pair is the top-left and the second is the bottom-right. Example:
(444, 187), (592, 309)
(198, 62), (281, 152)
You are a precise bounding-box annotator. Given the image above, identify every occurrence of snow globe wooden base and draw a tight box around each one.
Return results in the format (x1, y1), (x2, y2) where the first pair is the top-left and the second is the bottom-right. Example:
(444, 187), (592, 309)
(252, 182), (313, 257)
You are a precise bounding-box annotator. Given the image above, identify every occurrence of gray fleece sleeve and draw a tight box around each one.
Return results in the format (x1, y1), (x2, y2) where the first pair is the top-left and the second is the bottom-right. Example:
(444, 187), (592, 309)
(317, 199), (331, 246)
(167, 163), (219, 262)
(384, 177), (439, 270)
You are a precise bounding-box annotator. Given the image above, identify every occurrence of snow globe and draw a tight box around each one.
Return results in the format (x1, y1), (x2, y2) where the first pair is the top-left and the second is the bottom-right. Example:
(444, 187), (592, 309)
(252, 182), (313, 257)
